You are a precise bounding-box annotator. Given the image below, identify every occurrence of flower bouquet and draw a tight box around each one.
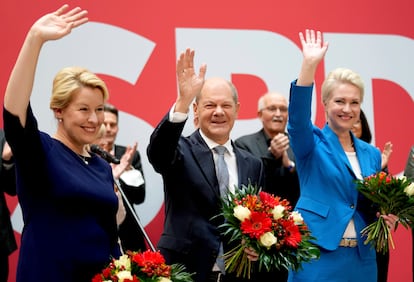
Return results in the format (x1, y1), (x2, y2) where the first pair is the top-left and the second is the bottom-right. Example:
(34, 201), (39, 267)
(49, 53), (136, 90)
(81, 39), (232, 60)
(92, 249), (194, 282)
(219, 184), (320, 279)
(356, 171), (414, 254)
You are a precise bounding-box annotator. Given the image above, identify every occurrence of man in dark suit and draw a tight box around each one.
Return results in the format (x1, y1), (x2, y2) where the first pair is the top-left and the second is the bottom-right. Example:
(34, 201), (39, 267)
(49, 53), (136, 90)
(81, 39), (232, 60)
(102, 104), (147, 253)
(235, 92), (300, 208)
(147, 48), (264, 282)
(0, 129), (17, 282)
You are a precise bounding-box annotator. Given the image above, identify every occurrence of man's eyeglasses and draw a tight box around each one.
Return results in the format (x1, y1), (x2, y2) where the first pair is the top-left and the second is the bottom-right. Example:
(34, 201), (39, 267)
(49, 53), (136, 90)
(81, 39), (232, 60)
(261, 106), (288, 113)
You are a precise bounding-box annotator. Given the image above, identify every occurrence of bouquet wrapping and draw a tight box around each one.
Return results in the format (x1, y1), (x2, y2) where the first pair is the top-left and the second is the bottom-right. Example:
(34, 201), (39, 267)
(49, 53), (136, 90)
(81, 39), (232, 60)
(356, 171), (414, 253)
(219, 184), (320, 279)
(92, 249), (194, 282)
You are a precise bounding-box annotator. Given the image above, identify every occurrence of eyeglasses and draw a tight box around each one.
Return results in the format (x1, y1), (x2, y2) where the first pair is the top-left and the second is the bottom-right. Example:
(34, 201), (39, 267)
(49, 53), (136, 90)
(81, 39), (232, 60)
(261, 106), (288, 113)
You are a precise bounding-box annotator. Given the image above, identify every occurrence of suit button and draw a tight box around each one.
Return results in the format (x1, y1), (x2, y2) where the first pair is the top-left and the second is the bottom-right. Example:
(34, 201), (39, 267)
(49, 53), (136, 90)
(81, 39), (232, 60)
(350, 204), (355, 209)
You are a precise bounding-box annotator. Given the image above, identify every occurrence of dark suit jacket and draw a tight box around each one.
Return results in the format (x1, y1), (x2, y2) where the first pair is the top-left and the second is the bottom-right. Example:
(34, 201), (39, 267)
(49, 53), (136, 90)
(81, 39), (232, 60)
(0, 129), (17, 257)
(235, 129), (300, 207)
(147, 113), (264, 282)
(114, 145), (147, 252)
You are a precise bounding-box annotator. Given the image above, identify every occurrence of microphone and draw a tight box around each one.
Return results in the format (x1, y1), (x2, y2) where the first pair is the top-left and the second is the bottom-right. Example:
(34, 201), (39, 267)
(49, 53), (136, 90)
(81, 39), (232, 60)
(90, 144), (120, 164)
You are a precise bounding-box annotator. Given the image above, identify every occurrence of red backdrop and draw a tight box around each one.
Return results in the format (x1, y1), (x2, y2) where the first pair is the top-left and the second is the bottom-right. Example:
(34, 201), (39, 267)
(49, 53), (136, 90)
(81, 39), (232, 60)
(1, 1), (413, 281)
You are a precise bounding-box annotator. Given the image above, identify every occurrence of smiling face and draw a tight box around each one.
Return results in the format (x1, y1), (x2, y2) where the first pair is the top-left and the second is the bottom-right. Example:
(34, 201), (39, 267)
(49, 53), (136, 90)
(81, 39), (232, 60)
(258, 93), (288, 138)
(324, 83), (361, 135)
(54, 87), (105, 153)
(193, 78), (240, 144)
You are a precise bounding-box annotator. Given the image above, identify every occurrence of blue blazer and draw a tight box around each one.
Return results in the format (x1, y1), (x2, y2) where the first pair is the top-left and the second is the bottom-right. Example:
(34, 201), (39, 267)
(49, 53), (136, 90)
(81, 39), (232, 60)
(287, 82), (381, 259)
(147, 113), (264, 281)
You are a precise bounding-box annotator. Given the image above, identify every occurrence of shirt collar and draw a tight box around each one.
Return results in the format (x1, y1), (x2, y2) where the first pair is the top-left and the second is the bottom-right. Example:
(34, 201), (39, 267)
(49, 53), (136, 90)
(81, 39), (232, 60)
(199, 130), (233, 155)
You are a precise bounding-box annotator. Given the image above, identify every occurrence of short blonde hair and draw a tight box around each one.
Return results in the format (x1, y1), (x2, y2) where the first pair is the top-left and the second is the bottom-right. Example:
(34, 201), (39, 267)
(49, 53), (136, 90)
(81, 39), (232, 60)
(50, 67), (109, 110)
(321, 68), (364, 104)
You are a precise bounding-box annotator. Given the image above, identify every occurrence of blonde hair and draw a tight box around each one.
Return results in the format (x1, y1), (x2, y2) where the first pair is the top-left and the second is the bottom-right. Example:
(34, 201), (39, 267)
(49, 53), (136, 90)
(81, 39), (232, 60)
(321, 68), (364, 104)
(96, 124), (106, 139)
(50, 67), (109, 110)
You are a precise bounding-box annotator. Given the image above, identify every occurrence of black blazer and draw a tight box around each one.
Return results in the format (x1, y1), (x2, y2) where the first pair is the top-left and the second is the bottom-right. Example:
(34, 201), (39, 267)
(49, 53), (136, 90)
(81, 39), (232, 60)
(235, 129), (300, 207)
(0, 129), (17, 256)
(147, 114), (264, 282)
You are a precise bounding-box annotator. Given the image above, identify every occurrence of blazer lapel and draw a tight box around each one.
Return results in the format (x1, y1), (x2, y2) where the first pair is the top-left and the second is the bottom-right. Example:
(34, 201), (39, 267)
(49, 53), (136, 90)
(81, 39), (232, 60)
(323, 125), (355, 177)
(190, 131), (220, 198)
(353, 138), (372, 178)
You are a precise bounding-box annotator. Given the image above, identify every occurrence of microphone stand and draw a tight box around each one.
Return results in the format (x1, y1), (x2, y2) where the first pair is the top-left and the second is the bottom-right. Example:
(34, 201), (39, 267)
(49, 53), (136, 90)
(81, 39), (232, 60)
(114, 178), (156, 252)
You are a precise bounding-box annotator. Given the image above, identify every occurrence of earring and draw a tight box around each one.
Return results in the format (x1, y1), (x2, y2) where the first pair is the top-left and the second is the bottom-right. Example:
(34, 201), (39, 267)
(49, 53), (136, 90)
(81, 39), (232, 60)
(58, 118), (62, 122)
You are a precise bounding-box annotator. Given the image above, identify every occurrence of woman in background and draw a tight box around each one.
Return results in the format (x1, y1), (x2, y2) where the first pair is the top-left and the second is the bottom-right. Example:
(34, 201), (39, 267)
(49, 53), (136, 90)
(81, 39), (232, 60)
(351, 109), (393, 282)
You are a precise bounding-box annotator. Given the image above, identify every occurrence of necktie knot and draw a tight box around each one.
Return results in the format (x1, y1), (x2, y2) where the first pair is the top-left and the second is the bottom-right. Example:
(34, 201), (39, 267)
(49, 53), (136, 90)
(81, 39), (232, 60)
(214, 145), (227, 156)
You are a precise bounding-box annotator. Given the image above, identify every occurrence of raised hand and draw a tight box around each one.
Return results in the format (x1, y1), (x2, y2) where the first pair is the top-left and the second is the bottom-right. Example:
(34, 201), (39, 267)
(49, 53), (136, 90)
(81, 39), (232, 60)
(4, 5), (88, 120)
(299, 29), (329, 66)
(297, 29), (329, 86)
(175, 48), (207, 113)
(31, 4), (88, 42)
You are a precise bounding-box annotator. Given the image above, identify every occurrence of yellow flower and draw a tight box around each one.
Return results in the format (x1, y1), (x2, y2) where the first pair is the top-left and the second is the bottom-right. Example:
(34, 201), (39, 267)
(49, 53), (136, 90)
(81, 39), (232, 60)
(404, 182), (414, 196)
(259, 232), (277, 248)
(158, 277), (172, 282)
(272, 205), (285, 220)
(233, 205), (251, 221)
(115, 254), (131, 270)
(116, 270), (133, 281)
(291, 211), (304, 224)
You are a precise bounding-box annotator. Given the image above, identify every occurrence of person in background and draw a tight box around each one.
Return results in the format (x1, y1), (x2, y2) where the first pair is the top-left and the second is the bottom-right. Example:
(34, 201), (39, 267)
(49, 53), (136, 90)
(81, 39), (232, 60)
(234, 92), (299, 282)
(287, 29), (398, 282)
(403, 146), (414, 282)
(3, 5), (121, 281)
(351, 110), (393, 171)
(235, 92), (300, 206)
(0, 130), (17, 282)
(351, 109), (393, 282)
(91, 125), (127, 229)
(101, 103), (147, 253)
(147, 48), (264, 282)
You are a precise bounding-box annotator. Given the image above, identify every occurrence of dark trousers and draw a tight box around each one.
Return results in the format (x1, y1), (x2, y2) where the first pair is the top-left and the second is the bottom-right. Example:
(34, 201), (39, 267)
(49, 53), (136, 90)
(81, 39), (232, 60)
(376, 250), (389, 282)
(206, 269), (288, 282)
(0, 253), (9, 282)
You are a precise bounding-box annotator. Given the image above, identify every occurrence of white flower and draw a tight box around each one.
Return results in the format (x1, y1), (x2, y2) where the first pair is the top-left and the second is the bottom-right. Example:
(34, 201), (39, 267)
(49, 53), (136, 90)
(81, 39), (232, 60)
(158, 277), (172, 282)
(259, 232), (277, 248)
(272, 205), (285, 220)
(291, 211), (304, 224)
(404, 182), (414, 196)
(233, 205), (251, 221)
(399, 176), (408, 182)
(116, 270), (133, 281)
(115, 254), (131, 270)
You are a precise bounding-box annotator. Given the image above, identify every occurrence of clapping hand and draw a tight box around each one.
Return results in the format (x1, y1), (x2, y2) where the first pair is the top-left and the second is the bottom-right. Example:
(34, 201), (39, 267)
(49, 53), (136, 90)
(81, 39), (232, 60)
(111, 142), (138, 179)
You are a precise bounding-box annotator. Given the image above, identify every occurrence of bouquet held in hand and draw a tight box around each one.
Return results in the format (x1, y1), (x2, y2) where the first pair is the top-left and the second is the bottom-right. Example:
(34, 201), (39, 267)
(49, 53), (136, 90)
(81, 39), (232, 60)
(92, 249), (194, 282)
(219, 184), (320, 279)
(356, 171), (414, 253)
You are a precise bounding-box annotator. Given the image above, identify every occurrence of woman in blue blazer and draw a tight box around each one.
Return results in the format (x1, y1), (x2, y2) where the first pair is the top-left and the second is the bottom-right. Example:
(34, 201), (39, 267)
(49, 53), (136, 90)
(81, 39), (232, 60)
(287, 29), (398, 282)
